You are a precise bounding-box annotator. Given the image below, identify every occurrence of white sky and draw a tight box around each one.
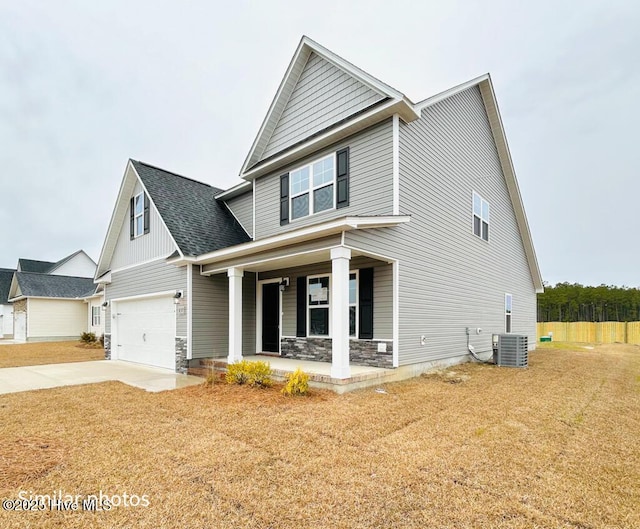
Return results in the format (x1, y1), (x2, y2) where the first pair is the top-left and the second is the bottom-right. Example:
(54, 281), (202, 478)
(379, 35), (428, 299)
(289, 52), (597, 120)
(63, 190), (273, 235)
(1, 0), (638, 286)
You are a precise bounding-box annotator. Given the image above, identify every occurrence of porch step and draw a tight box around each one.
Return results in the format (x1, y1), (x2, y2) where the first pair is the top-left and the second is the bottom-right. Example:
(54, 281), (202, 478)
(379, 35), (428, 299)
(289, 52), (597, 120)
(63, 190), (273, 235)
(187, 358), (227, 378)
(187, 356), (393, 391)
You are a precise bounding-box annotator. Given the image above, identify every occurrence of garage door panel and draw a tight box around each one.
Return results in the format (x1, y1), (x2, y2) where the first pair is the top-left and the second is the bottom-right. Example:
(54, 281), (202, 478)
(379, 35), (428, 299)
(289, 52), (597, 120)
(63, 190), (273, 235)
(115, 296), (176, 370)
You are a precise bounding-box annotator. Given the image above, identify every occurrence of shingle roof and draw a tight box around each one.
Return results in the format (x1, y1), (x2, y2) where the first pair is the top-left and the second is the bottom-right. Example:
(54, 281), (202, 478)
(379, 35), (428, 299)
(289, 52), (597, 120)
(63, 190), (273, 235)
(13, 272), (96, 299)
(131, 160), (251, 256)
(0, 268), (15, 303)
(18, 259), (55, 273)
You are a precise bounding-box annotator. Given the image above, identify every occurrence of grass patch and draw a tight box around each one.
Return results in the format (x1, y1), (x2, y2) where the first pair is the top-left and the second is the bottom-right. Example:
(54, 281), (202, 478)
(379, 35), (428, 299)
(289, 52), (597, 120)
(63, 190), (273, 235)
(0, 341), (103, 368)
(0, 344), (638, 528)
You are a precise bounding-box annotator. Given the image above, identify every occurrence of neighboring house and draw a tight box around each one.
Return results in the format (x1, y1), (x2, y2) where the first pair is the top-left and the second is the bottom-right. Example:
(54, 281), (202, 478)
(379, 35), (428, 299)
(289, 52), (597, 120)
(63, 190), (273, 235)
(8, 251), (103, 342)
(95, 36), (542, 381)
(17, 250), (97, 277)
(0, 268), (16, 338)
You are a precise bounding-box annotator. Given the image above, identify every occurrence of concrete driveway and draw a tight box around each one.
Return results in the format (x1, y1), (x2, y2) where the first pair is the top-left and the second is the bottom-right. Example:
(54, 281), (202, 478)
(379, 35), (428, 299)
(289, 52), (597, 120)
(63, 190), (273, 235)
(0, 360), (203, 395)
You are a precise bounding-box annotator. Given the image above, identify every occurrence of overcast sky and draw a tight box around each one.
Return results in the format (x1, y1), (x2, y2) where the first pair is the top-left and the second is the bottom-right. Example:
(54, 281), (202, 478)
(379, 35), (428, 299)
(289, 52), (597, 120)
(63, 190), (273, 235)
(1, 1), (638, 287)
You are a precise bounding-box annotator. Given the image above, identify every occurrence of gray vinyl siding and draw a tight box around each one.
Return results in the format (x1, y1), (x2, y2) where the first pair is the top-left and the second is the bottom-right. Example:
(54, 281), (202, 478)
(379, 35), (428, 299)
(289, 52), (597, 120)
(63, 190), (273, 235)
(104, 259), (187, 335)
(192, 270), (227, 358)
(191, 269), (256, 359)
(224, 191), (253, 238)
(345, 86), (537, 365)
(111, 180), (177, 270)
(260, 52), (385, 161)
(258, 256), (392, 339)
(254, 119), (393, 240)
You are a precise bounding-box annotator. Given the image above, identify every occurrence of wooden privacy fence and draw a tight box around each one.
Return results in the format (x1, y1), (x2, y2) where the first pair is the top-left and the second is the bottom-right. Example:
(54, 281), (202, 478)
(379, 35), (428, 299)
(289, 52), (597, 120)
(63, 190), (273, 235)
(537, 322), (640, 344)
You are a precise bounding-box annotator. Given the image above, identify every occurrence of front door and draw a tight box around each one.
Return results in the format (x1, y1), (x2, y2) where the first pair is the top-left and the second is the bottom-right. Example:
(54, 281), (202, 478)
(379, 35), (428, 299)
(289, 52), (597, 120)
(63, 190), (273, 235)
(262, 283), (280, 353)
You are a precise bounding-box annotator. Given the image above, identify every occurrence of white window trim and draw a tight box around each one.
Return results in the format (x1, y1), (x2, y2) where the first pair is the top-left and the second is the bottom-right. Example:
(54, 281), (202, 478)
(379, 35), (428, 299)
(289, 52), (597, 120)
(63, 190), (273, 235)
(505, 293), (513, 333)
(306, 270), (359, 338)
(133, 191), (144, 238)
(307, 273), (331, 338)
(472, 191), (490, 242)
(349, 270), (358, 338)
(91, 306), (100, 326)
(290, 153), (336, 222)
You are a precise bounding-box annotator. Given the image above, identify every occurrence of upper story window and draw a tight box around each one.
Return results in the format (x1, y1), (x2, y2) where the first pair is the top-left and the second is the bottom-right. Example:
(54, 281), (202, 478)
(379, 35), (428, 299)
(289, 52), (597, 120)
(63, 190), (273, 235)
(130, 191), (149, 240)
(280, 148), (349, 226)
(473, 191), (490, 241)
(290, 154), (335, 220)
(134, 193), (144, 237)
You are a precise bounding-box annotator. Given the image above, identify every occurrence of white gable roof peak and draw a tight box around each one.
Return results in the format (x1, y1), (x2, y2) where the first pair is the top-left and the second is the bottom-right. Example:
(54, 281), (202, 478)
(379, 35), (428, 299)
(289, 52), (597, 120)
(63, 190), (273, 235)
(240, 36), (419, 178)
(94, 161), (182, 278)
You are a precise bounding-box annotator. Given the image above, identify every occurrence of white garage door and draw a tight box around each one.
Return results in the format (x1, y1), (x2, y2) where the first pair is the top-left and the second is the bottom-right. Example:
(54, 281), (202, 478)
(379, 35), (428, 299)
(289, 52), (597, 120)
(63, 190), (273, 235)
(114, 296), (175, 370)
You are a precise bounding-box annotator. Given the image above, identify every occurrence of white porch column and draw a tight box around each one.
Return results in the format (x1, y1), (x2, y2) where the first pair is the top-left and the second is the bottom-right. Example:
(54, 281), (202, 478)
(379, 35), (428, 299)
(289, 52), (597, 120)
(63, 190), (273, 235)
(227, 267), (244, 364)
(330, 247), (351, 379)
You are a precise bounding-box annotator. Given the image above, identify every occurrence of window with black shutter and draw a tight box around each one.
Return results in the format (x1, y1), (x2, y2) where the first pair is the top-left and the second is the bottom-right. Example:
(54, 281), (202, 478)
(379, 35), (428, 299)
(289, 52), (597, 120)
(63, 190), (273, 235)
(283, 148), (350, 223)
(131, 192), (148, 238)
(280, 173), (289, 225)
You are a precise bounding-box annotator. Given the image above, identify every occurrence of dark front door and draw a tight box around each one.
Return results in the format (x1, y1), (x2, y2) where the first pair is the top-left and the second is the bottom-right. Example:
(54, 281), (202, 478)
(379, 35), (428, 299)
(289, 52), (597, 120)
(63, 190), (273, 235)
(262, 282), (280, 353)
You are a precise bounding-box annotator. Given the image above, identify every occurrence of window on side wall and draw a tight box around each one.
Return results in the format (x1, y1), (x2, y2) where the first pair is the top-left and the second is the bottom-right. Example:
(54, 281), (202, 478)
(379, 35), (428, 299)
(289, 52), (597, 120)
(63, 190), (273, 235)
(290, 154), (335, 220)
(92, 306), (101, 327)
(473, 191), (490, 241)
(505, 293), (512, 333)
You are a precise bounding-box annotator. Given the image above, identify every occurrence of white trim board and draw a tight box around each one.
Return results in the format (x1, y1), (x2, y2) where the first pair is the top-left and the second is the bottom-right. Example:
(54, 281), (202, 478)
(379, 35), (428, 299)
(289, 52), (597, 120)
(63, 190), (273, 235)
(187, 264), (193, 359)
(392, 113), (400, 215)
(189, 215), (410, 269)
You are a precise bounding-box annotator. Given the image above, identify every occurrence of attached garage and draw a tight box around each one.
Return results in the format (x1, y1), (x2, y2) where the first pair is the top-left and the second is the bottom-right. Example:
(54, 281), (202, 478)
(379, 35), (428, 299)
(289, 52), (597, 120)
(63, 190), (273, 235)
(112, 294), (176, 370)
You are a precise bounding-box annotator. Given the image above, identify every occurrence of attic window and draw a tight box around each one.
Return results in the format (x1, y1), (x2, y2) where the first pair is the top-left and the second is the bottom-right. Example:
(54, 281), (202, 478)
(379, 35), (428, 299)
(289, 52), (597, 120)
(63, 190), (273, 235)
(134, 193), (145, 237)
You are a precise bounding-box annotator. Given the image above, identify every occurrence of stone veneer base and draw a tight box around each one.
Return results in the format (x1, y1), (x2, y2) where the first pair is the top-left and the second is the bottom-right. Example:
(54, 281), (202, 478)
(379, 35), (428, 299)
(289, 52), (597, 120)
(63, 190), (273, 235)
(281, 337), (393, 368)
(175, 337), (188, 374)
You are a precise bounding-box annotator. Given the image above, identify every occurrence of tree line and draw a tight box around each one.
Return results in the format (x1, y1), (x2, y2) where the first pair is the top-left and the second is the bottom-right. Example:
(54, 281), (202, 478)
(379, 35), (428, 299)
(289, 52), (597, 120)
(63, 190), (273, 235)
(537, 283), (640, 322)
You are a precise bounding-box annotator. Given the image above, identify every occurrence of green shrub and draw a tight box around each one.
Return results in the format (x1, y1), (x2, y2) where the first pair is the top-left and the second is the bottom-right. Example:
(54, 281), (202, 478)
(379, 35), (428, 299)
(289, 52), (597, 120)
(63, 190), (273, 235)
(282, 368), (310, 396)
(99, 334), (105, 347)
(80, 332), (97, 344)
(225, 360), (273, 388)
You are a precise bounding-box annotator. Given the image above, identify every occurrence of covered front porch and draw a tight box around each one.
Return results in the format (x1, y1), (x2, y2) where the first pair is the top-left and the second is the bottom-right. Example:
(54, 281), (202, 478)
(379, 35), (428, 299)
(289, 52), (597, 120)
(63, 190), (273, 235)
(188, 216), (407, 380)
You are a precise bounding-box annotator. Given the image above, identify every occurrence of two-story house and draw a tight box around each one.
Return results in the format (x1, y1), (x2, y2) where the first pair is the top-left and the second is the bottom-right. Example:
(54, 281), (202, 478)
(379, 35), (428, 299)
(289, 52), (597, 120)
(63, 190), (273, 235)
(95, 37), (542, 385)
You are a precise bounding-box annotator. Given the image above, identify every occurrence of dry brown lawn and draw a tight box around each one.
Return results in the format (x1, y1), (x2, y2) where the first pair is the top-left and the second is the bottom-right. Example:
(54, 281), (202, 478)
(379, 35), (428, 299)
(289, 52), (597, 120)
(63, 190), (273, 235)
(0, 343), (638, 528)
(0, 341), (103, 368)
